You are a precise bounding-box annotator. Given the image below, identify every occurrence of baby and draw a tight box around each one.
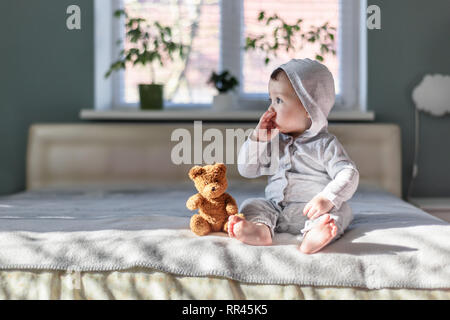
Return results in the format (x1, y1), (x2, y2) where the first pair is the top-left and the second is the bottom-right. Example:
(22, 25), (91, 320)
(228, 58), (359, 254)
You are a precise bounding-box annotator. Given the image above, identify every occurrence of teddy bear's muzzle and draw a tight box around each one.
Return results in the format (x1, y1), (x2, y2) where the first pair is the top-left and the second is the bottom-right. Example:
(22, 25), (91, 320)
(205, 184), (223, 198)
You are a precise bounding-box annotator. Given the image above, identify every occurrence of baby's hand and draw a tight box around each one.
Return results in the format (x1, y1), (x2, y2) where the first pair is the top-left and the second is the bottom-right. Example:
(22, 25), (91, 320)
(252, 108), (279, 142)
(303, 195), (334, 220)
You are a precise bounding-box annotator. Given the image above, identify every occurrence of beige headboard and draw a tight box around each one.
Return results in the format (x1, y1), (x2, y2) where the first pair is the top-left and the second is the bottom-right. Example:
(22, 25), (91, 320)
(27, 123), (402, 197)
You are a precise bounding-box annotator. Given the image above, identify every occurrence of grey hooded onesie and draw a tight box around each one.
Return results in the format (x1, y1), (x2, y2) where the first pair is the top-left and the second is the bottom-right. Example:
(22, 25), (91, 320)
(237, 58), (359, 241)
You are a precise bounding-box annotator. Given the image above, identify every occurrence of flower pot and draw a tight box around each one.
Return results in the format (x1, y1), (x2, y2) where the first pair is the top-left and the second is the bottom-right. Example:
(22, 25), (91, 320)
(212, 92), (236, 111)
(138, 84), (164, 110)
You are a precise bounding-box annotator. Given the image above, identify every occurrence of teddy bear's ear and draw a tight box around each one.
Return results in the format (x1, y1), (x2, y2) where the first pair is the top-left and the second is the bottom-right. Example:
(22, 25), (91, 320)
(214, 163), (227, 174)
(188, 166), (205, 180)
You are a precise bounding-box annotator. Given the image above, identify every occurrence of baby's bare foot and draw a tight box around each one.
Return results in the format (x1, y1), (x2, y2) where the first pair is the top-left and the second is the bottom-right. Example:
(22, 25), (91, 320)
(228, 215), (272, 246)
(298, 214), (338, 254)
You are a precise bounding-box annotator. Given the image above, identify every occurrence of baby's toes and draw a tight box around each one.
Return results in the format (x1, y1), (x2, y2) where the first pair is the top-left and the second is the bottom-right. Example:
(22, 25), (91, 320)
(228, 214), (240, 225)
(316, 213), (331, 226)
(331, 225), (338, 237)
(328, 220), (338, 237)
(227, 218), (235, 237)
(232, 221), (245, 238)
(227, 215), (243, 237)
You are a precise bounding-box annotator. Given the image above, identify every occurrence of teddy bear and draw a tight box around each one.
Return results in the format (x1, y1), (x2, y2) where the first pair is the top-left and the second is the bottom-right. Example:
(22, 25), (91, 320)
(186, 163), (243, 236)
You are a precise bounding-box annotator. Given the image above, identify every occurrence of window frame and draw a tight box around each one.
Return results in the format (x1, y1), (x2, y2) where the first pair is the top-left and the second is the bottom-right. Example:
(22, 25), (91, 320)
(94, 0), (367, 111)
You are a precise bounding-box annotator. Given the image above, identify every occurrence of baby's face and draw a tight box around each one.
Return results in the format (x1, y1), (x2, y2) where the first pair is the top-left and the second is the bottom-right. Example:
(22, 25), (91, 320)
(268, 71), (311, 138)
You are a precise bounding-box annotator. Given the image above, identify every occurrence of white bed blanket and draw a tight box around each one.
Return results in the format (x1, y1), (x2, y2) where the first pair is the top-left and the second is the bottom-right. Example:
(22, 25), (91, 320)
(0, 182), (448, 290)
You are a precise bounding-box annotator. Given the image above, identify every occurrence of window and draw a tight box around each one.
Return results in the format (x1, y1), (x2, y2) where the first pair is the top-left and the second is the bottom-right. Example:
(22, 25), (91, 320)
(94, 0), (367, 111)
(122, 0), (220, 105)
(242, 0), (339, 95)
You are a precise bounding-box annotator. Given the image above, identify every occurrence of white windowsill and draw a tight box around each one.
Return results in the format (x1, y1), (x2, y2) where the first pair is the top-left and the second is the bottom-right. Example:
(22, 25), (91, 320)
(80, 109), (375, 121)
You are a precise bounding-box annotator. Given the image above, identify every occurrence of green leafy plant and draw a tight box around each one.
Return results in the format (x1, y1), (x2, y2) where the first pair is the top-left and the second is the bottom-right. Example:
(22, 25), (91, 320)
(244, 11), (337, 64)
(207, 71), (239, 94)
(105, 9), (187, 83)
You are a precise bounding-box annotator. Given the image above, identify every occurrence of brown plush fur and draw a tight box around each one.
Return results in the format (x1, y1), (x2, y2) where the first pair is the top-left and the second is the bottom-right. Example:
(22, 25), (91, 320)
(186, 163), (242, 236)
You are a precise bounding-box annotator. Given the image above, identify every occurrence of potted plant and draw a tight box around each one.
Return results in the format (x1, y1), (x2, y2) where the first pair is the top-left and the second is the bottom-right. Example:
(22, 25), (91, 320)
(244, 11), (337, 65)
(105, 9), (187, 110)
(207, 70), (239, 111)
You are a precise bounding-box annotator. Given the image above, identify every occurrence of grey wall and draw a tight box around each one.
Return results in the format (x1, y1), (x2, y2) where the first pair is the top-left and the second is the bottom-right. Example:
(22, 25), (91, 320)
(0, 0), (93, 195)
(0, 0), (449, 198)
(368, 0), (450, 198)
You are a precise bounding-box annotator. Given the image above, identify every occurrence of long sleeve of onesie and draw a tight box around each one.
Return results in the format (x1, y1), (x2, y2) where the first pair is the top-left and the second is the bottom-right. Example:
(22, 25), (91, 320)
(317, 136), (359, 210)
(237, 130), (274, 178)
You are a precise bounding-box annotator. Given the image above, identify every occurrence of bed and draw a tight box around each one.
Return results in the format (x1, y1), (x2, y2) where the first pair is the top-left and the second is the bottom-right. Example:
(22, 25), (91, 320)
(0, 123), (448, 300)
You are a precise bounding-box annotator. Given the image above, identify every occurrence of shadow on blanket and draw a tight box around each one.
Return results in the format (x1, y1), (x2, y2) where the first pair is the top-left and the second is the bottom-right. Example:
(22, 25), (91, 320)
(321, 241), (418, 255)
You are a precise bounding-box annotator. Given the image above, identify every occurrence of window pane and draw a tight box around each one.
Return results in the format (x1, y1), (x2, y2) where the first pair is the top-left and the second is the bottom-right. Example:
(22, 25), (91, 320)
(123, 0), (220, 104)
(243, 0), (340, 95)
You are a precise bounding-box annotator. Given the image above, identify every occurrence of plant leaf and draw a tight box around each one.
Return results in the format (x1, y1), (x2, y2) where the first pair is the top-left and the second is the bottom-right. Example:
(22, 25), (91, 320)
(258, 11), (265, 21)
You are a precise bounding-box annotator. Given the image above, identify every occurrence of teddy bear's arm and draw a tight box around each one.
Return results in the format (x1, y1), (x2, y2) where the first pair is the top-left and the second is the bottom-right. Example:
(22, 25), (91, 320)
(224, 193), (238, 215)
(186, 193), (202, 211)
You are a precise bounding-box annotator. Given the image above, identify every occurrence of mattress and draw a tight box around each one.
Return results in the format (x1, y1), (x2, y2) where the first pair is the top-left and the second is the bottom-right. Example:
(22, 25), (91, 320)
(0, 182), (449, 299)
(0, 268), (449, 300)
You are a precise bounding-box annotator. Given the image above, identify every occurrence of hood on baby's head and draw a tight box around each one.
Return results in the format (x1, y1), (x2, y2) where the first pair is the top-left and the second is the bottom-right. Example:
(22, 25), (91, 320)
(278, 58), (336, 138)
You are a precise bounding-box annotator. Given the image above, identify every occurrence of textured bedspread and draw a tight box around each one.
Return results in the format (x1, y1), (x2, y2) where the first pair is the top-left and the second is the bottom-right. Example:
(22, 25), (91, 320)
(0, 182), (449, 290)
